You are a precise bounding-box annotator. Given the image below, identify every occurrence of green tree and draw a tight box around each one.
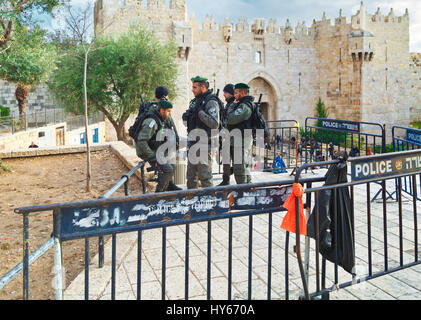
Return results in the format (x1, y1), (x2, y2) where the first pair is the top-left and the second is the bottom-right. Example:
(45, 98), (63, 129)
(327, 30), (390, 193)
(49, 23), (179, 142)
(58, 2), (113, 192)
(0, 0), (63, 50)
(0, 25), (57, 124)
(316, 97), (328, 119)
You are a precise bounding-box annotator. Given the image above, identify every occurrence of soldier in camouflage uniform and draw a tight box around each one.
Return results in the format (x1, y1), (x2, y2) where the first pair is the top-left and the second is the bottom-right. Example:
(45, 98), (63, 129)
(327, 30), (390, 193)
(136, 100), (182, 193)
(219, 84), (236, 186)
(183, 76), (220, 190)
(226, 83), (255, 184)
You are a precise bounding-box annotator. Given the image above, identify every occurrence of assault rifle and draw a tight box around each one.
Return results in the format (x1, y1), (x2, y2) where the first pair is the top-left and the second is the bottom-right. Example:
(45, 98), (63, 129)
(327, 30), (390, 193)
(256, 93), (263, 112)
(139, 94), (146, 112)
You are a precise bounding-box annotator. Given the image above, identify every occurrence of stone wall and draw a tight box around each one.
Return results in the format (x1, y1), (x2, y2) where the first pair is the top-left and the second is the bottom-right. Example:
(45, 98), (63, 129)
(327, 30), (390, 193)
(2, 0), (420, 141)
(409, 53), (421, 123)
(0, 81), (57, 117)
(95, 0), (420, 137)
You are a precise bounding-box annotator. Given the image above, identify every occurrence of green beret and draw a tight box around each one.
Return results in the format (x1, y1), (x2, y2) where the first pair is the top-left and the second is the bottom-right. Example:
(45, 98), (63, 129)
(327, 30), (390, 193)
(235, 83), (251, 90)
(159, 100), (173, 109)
(191, 76), (208, 83)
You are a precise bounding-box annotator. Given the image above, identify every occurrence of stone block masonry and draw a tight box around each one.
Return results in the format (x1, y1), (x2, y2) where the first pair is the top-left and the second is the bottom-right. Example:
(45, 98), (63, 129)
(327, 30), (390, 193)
(2, 0), (420, 140)
(93, 1), (421, 137)
(0, 81), (57, 117)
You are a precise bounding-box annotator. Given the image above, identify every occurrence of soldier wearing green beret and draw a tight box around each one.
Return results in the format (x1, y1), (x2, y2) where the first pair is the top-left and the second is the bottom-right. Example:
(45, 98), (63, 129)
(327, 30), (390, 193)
(225, 83), (255, 184)
(183, 76), (220, 189)
(136, 100), (182, 193)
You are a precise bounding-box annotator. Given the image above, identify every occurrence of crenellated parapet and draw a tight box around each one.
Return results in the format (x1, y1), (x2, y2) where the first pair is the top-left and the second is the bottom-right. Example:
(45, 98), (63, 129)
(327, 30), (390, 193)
(95, 0), (410, 40)
(350, 2), (409, 28)
(236, 18), (249, 33)
(94, 0), (411, 62)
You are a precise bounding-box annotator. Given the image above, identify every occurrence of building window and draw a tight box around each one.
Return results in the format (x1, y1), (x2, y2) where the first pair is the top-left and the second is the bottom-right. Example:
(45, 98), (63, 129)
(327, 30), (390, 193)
(255, 51), (262, 64)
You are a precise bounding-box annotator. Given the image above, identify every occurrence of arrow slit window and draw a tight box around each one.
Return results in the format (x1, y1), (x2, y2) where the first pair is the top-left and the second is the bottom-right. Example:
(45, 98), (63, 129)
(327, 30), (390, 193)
(255, 51), (262, 64)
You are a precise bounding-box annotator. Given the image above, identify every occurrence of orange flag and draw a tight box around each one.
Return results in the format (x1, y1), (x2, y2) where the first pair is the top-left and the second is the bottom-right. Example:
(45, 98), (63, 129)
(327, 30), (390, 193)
(281, 183), (307, 236)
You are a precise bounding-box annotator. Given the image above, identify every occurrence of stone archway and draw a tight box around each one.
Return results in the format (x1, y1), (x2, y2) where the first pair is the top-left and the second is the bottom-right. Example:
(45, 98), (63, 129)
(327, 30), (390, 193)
(247, 77), (277, 123)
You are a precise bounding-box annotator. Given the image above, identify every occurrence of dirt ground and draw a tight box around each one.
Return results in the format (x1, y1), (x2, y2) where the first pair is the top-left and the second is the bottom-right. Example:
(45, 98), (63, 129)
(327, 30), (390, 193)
(0, 150), (145, 300)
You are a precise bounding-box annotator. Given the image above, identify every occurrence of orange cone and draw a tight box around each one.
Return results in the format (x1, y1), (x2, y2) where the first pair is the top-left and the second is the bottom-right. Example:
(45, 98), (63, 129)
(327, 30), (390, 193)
(281, 183), (307, 236)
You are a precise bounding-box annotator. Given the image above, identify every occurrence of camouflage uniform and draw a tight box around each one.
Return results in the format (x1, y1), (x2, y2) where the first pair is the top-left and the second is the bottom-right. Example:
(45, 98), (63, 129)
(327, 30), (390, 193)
(183, 90), (220, 189)
(221, 96), (236, 184)
(226, 95), (254, 184)
(136, 107), (177, 193)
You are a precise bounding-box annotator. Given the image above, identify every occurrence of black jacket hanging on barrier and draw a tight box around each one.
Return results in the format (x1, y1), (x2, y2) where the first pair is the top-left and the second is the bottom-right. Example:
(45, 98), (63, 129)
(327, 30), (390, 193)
(307, 152), (356, 275)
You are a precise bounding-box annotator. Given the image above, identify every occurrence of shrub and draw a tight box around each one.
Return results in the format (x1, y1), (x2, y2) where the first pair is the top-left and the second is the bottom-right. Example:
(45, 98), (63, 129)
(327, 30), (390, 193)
(0, 160), (11, 173)
(0, 105), (10, 117)
(411, 122), (421, 129)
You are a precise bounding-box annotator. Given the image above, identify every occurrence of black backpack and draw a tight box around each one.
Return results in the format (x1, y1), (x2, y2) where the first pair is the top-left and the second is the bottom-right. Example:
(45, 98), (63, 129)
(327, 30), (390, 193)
(243, 99), (269, 142)
(129, 101), (156, 141)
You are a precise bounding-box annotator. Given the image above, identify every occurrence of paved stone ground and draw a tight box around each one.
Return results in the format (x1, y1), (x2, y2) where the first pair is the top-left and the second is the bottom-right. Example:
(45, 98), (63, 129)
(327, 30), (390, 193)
(63, 150), (421, 300)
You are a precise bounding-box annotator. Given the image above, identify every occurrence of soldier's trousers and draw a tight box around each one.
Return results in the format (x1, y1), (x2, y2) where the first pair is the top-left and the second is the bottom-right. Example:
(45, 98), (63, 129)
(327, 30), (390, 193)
(156, 164), (175, 193)
(232, 145), (253, 185)
(222, 147), (234, 183)
(187, 150), (213, 190)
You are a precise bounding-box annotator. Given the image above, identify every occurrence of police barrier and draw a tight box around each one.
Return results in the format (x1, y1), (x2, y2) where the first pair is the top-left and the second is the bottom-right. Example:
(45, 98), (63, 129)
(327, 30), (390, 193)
(293, 149), (421, 300)
(1, 161), (147, 300)
(213, 120), (301, 176)
(305, 117), (386, 164)
(392, 126), (421, 201)
(14, 172), (325, 300)
(13, 150), (421, 300)
(265, 120), (301, 170)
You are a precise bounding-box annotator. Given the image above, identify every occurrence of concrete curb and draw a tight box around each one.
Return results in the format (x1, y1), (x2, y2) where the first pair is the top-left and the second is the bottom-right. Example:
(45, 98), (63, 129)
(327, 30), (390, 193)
(0, 143), (111, 159)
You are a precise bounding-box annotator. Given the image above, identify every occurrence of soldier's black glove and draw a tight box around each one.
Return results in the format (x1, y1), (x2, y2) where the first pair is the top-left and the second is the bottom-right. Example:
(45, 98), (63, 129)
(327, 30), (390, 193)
(182, 110), (191, 122)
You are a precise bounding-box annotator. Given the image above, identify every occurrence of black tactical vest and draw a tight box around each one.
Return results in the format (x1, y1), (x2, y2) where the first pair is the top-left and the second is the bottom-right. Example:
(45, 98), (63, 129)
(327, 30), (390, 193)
(191, 90), (217, 137)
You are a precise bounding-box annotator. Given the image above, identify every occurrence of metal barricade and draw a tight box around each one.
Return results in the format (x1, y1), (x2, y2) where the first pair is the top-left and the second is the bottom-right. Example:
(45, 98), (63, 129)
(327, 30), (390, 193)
(292, 149), (421, 300)
(265, 120), (301, 170)
(392, 126), (421, 201)
(14, 175), (324, 300)
(8, 150), (421, 300)
(305, 117), (386, 164)
(0, 161), (147, 299)
(213, 120), (301, 176)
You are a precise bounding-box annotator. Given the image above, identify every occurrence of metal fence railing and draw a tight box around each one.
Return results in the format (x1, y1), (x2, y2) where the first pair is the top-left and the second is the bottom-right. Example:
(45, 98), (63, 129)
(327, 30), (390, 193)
(293, 149), (421, 300)
(13, 166), (323, 300)
(265, 120), (301, 170)
(213, 120), (302, 176)
(391, 126), (421, 201)
(0, 161), (149, 299)
(9, 149), (421, 300)
(305, 117), (386, 163)
(0, 109), (105, 136)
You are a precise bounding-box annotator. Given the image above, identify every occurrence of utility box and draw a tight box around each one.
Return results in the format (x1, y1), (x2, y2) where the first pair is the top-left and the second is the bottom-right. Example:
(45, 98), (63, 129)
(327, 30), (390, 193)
(174, 155), (187, 186)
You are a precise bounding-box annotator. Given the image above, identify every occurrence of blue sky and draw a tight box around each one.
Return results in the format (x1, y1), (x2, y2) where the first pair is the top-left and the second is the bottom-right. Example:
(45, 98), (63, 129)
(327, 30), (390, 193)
(60, 0), (421, 52)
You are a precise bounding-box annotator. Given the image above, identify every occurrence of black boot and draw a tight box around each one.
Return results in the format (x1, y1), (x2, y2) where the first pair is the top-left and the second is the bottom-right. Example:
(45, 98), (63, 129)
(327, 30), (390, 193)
(218, 177), (230, 187)
(167, 181), (182, 191)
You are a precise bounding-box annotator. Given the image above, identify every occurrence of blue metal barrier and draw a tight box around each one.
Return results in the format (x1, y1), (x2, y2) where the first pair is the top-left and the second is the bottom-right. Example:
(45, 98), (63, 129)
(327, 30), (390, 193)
(392, 126), (421, 201)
